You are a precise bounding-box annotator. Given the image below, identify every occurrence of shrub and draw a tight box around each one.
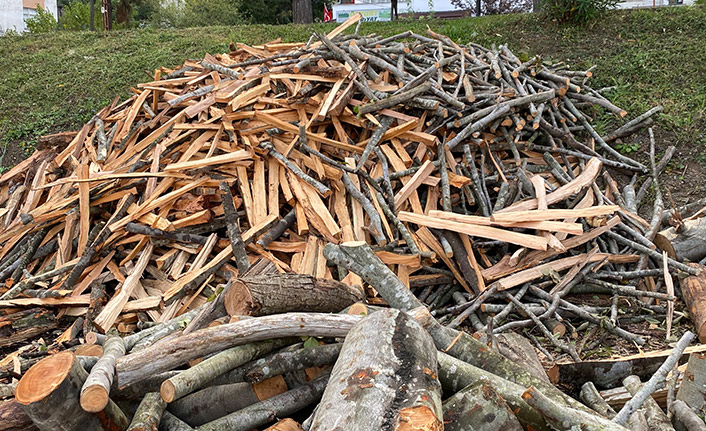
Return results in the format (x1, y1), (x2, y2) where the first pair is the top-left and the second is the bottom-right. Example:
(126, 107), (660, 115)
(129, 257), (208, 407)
(179, 0), (244, 27)
(60, 0), (92, 30)
(25, 4), (57, 33)
(540, 0), (618, 24)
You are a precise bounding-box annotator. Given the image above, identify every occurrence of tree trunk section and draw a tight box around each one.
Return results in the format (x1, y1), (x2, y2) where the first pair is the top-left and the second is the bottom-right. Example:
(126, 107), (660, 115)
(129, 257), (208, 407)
(292, 0), (313, 24)
(655, 218), (706, 262)
(0, 399), (37, 431)
(224, 274), (364, 317)
(676, 352), (706, 414)
(443, 380), (523, 431)
(309, 308), (443, 431)
(15, 351), (129, 431)
(679, 265), (706, 342)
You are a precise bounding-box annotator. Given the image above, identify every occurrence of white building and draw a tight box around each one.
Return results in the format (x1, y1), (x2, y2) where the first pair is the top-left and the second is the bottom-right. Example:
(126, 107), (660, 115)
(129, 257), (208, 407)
(0, 0), (58, 33)
(331, 0), (693, 22)
(332, 0), (467, 22)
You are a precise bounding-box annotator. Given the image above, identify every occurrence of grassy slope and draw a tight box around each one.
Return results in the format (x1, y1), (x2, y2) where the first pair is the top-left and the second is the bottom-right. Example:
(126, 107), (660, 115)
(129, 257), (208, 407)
(0, 7), (704, 169)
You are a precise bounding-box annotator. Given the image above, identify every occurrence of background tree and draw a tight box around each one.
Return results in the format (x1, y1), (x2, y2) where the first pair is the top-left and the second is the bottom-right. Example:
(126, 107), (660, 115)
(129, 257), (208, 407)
(292, 0), (313, 23)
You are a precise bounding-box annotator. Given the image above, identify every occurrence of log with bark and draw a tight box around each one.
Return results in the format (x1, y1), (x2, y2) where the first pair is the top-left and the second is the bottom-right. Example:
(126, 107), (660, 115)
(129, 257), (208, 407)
(309, 308), (443, 431)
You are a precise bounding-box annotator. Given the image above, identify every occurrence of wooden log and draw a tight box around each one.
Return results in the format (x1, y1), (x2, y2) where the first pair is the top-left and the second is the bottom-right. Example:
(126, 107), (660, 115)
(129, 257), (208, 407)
(160, 339), (290, 403)
(443, 380), (523, 431)
(167, 381), (282, 427)
(0, 399), (37, 431)
(127, 392), (166, 431)
(309, 308), (442, 431)
(15, 351), (129, 431)
(676, 352), (706, 414)
(80, 329), (126, 412)
(223, 274), (364, 317)
(671, 400), (706, 431)
(522, 386), (629, 431)
(158, 411), (193, 431)
(323, 241), (599, 416)
(654, 217), (706, 262)
(437, 352), (549, 431)
(115, 313), (362, 388)
(677, 265), (706, 343)
(196, 372), (330, 431)
(241, 343), (342, 383)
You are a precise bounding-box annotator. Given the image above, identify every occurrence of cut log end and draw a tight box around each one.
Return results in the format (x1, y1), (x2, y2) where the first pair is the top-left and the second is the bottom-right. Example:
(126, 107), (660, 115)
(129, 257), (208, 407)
(16, 351), (74, 405)
(160, 380), (176, 404)
(80, 385), (109, 413)
(397, 405), (443, 431)
(224, 280), (256, 316)
(74, 344), (104, 357)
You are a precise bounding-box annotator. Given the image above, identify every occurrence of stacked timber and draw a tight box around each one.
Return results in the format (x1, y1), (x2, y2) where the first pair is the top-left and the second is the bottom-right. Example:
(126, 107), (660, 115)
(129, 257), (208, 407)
(1, 12), (706, 431)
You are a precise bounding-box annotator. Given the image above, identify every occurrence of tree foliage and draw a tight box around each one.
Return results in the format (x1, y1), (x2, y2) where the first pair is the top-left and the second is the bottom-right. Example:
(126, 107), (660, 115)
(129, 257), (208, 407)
(450, 0), (533, 15)
(540, 0), (618, 24)
(25, 5), (58, 33)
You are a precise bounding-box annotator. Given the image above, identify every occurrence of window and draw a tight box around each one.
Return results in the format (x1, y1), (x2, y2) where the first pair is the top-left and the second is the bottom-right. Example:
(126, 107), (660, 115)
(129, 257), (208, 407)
(23, 8), (38, 22)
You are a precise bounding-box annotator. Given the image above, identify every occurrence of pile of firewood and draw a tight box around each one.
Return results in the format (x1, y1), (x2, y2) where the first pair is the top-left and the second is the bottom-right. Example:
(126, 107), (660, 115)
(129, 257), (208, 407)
(2, 11), (706, 431)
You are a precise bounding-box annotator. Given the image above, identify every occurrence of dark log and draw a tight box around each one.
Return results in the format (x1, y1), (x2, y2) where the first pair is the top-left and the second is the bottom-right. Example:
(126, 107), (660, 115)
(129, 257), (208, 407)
(15, 351), (129, 431)
(196, 372), (329, 431)
(309, 309), (442, 431)
(223, 274), (364, 316)
(0, 399), (37, 431)
(168, 379), (288, 427)
(443, 380), (523, 431)
(241, 343), (341, 383)
(219, 181), (250, 274)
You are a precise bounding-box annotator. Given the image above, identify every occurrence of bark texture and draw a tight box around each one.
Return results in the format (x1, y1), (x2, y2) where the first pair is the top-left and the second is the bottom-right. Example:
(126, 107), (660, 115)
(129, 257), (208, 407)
(0, 399), (38, 431)
(116, 313), (361, 388)
(168, 382), (262, 427)
(224, 274), (364, 316)
(679, 265), (706, 343)
(127, 392), (166, 431)
(676, 352), (706, 414)
(81, 330), (126, 412)
(309, 309), (443, 431)
(443, 380), (523, 431)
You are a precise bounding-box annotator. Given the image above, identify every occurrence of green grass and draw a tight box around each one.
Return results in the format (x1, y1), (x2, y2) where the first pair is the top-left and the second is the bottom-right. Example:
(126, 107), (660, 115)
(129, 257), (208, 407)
(0, 6), (704, 166)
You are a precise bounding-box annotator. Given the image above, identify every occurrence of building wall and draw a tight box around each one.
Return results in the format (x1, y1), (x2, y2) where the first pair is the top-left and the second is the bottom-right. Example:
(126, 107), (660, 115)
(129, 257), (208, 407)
(0, 0), (25, 33)
(0, 0), (57, 33)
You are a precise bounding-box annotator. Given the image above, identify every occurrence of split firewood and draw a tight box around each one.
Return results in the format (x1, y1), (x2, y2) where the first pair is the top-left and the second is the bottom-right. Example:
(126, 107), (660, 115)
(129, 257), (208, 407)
(309, 309), (442, 431)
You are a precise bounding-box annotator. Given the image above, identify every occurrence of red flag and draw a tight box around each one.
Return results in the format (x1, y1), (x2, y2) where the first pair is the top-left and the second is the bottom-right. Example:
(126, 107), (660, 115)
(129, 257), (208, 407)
(324, 4), (333, 22)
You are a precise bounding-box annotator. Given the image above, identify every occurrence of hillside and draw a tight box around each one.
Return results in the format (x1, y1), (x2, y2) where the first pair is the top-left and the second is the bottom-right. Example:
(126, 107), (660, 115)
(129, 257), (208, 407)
(0, 6), (704, 202)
